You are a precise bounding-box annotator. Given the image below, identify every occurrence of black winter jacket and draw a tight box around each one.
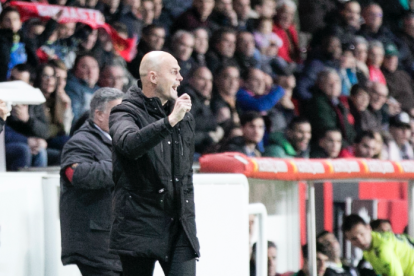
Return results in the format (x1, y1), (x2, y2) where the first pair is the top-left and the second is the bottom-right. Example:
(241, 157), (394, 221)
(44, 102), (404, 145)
(109, 86), (200, 262)
(59, 120), (121, 271)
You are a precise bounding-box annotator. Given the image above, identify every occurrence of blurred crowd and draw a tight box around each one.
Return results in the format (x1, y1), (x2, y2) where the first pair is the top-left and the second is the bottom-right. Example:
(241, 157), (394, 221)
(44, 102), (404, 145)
(0, 0), (414, 170)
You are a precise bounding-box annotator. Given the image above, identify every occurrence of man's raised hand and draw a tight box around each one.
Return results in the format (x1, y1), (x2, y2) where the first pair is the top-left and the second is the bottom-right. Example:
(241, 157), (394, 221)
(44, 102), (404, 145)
(168, 94), (192, 127)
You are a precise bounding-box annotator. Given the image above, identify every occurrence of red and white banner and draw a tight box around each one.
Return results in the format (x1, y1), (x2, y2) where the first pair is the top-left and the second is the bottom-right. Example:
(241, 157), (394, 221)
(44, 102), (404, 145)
(10, 1), (136, 62)
(199, 152), (414, 180)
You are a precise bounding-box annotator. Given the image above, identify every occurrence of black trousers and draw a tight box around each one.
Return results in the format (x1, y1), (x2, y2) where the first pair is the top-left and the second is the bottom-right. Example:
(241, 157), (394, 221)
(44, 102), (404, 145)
(120, 231), (196, 276)
(76, 262), (122, 276)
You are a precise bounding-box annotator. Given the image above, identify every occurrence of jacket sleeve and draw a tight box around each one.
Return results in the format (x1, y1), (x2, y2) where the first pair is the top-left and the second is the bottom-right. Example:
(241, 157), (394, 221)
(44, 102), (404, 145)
(109, 106), (173, 160)
(4, 125), (28, 144)
(7, 105), (50, 139)
(62, 139), (114, 190)
(295, 60), (324, 100)
(236, 86), (285, 112)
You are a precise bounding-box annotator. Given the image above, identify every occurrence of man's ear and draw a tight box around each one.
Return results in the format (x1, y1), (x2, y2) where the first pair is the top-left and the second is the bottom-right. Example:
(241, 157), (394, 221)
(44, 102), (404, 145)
(149, 71), (157, 84)
(95, 110), (104, 123)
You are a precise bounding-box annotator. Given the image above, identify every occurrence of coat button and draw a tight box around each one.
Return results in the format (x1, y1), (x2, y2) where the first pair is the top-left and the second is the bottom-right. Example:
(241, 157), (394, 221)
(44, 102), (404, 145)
(186, 200), (189, 203)
(160, 200), (163, 203)
(175, 178), (179, 182)
(175, 141), (179, 144)
(129, 196), (132, 199)
(158, 188), (164, 193)
(171, 218), (174, 221)
(168, 141), (171, 144)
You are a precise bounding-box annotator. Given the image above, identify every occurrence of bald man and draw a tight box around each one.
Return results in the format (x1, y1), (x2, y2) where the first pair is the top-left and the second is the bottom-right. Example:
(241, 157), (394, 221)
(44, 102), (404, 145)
(109, 51), (199, 276)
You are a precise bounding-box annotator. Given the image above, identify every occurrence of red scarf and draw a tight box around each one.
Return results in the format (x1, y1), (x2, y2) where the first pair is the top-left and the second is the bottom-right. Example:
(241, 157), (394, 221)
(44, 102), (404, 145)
(10, 1), (136, 62)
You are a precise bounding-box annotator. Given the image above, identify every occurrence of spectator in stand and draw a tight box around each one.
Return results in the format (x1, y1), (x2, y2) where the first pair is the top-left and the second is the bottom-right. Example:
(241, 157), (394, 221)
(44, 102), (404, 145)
(339, 45), (359, 96)
(292, 243), (329, 276)
(236, 68), (284, 114)
(96, 0), (122, 22)
(296, 35), (342, 100)
(385, 112), (414, 160)
(381, 43), (414, 116)
(0, 101), (9, 134)
(272, 0), (301, 64)
(367, 40), (386, 85)
(92, 28), (117, 69)
(0, 7), (59, 81)
(373, 131), (386, 159)
(310, 128), (343, 158)
(211, 65), (240, 131)
(250, 0), (276, 19)
(209, 0), (238, 29)
(48, 59), (73, 136)
(5, 65), (49, 171)
(206, 27), (238, 73)
(192, 27), (210, 67)
(366, 82), (389, 132)
(128, 24), (166, 79)
(140, 0), (155, 26)
(264, 117), (311, 158)
(179, 66), (223, 155)
(220, 111), (265, 157)
(170, 30), (196, 81)
(353, 36), (370, 80)
(98, 63), (126, 91)
(317, 230), (357, 276)
(234, 31), (260, 76)
(66, 54), (100, 124)
(253, 17), (283, 55)
(357, 3), (400, 47)
(170, 0), (216, 34)
(305, 69), (355, 146)
(350, 131), (377, 158)
(60, 88), (123, 275)
(34, 64), (71, 165)
(343, 214), (414, 276)
(233, 0), (252, 30)
(78, 27), (99, 53)
(118, 0), (144, 38)
(9, 63), (33, 84)
(267, 71), (296, 133)
(348, 84), (371, 135)
(312, 1), (361, 48)
(370, 219), (393, 233)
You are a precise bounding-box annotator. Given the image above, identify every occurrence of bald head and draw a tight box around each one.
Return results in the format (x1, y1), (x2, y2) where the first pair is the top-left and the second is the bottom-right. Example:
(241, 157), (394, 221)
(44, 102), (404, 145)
(139, 51), (183, 104)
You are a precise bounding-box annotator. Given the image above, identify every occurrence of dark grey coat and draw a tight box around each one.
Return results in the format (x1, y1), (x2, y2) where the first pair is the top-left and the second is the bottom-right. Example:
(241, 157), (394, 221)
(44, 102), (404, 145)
(109, 85), (200, 262)
(59, 119), (121, 271)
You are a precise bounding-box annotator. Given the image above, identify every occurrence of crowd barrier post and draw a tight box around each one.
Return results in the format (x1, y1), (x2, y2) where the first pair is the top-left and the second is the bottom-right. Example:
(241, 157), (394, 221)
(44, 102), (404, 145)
(307, 181), (317, 276)
(249, 203), (268, 276)
(409, 180), (414, 238)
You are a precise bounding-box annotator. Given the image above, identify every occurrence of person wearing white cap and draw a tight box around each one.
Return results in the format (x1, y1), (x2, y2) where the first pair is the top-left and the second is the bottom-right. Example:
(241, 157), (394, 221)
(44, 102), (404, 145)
(386, 112), (414, 160)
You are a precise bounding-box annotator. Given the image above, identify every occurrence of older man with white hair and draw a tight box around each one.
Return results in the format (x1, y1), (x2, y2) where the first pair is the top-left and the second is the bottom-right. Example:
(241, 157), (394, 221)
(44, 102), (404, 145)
(109, 51), (199, 276)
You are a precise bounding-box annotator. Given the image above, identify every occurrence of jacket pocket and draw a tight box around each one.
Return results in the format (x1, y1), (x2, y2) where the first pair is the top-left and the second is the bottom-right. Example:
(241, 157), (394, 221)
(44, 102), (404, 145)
(120, 190), (167, 237)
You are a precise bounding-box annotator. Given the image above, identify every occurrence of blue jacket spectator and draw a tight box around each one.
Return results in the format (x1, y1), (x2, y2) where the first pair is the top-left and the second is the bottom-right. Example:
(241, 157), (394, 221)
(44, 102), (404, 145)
(237, 68), (284, 113)
(65, 54), (100, 124)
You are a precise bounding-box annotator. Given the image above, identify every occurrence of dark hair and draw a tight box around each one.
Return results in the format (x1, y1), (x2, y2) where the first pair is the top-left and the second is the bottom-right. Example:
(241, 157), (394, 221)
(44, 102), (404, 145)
(0, 7), (20, 24)
(33, 64), (56, 90)
(320, 128), (341, 140)
(370, 219), (391, 231)
(354, 130), (376, 144)
(214, 64), (239, 79)
(302, 243), (329, 260)
(342, 214), (367, 233)
(241, 67), (259, 81)
(142, 23), (165, 37)
(111, 22), (128, 35)
(240, 111), (263, 126)
(287, 117), (310, 130)
(11, 63), (35, 83)
(350, 83), (368, 97)
(73, 53), (97, 71)
(47, 59), (67, 71)
(316, 230), (331, 240)
(210, 27), (237, 49)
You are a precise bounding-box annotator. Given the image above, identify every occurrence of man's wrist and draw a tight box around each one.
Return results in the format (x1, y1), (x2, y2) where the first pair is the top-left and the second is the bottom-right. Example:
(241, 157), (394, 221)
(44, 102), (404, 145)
(168, 115), (178, 127)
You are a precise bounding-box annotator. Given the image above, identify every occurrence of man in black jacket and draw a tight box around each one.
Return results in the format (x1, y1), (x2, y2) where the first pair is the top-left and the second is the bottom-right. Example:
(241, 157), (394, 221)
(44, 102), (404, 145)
(109, 51), (200, 276)
(0, 100), (8, 134)
(60, 88), (124, 275)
